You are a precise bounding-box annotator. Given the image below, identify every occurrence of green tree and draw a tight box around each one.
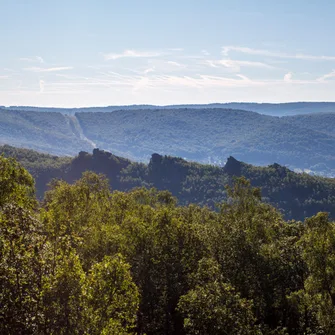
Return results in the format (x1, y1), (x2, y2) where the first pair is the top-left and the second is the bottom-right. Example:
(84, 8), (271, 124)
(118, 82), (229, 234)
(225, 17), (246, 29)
(0, 156), (36, 209)
(86, 254), (139, 335)
(178, 258), (259, 335)
(300, 212), (335, 334)
(0, 156), (42, 334)
(0, 204), (46, 334)
(42, 172), (118, 270)
(41, 247), (87, 335)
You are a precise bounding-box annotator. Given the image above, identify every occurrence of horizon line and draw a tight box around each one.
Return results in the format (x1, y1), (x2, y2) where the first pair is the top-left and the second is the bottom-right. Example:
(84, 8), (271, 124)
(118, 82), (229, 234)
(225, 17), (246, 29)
(2, 101), (335, 109)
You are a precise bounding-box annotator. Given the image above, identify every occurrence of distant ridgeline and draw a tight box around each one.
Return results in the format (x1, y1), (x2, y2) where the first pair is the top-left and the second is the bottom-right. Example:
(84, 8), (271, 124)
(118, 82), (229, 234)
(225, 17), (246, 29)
(1, 105), (335, 177)
(1, 145), (335, 221)
(4, 101), (335, 116)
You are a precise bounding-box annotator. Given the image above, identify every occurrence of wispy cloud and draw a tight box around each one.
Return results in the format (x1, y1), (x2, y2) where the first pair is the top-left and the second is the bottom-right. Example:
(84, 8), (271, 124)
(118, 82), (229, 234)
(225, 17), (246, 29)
(48, 72), (265, 91)
(167, 48), (184, 52)
(103, 49), (163, 60)
(222, 46), (335, 61)
(4, 66), (330, 107)
(24, 66), (73, 72)
(42, 66), (323, 95)
(166, 61), (185, 68)
(205, 59), (274, 71)
(318, 70), (335, 82)
(20, 56), (44, 63)
(39, 80), (45, 93)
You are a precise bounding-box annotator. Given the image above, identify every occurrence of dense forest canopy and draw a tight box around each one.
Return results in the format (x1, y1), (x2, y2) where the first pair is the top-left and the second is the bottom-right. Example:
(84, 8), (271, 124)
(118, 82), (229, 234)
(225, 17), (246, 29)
(2, 154), (335, 334)
(1, 144), (335, 222)
(1, 105), (335, 176)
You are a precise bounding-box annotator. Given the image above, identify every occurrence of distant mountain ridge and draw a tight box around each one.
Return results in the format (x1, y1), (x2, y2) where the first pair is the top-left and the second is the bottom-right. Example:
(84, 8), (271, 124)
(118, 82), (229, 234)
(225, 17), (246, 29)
(3, 101), (335, 116)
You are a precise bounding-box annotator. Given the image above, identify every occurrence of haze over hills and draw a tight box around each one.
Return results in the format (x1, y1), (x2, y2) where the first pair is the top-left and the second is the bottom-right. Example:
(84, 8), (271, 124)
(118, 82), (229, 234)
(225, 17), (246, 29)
(1, 103), (335, 176)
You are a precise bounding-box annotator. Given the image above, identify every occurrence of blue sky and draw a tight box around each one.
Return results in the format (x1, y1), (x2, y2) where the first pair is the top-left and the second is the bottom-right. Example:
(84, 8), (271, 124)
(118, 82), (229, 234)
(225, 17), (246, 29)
(1, 0), (335, 107)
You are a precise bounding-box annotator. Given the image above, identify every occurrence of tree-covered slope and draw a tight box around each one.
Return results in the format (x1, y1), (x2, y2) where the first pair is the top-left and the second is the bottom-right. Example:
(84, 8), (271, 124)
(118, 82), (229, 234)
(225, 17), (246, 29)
(1, 145), (335, 221)
(0, 108), (93, 155)
(283, 112), (335, 137)
(76, 108), (335, 169)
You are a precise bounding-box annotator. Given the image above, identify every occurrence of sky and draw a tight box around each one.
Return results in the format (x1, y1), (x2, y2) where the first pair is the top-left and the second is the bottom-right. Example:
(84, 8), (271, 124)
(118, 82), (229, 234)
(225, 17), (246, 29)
(1, 0), (335, 107)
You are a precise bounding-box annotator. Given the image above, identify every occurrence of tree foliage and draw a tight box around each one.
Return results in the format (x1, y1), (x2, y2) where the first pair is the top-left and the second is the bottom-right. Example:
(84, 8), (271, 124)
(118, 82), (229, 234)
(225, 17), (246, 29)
(1, 156), (335, 334)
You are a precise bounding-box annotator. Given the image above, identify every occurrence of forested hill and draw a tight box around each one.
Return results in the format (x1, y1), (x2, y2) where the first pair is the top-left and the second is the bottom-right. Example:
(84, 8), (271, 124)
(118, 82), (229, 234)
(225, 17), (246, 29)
(75, 108), (335, 172)
(1, 107), (335, 176)
(0, 109), (93, 155)
(1, 145), (335, 221)
(283, 112), (335, 137)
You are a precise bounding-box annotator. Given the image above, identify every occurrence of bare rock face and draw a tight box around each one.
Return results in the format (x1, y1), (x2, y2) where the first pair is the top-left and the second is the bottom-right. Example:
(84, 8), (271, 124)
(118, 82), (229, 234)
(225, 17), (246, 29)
(223, 156), (242, 176)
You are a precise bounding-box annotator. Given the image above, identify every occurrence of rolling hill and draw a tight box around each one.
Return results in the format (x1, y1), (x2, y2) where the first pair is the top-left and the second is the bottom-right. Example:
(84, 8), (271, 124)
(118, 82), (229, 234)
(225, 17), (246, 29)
(76, 108), (335, 171)
(0, 108), (93, 155)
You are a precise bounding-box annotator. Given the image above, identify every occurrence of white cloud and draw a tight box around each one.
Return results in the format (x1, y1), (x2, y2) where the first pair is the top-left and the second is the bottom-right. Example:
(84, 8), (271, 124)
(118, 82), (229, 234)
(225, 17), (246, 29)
(36, 56), (44, 63)
(224, 59), (273, 69)
(103, 49), (163, 60)
(284, 72), (293, 82)
(24, 66), (73, 72)
(144, 66), (155, 74)
(20, 56), (44, 63)
(222, 45), (335, 61)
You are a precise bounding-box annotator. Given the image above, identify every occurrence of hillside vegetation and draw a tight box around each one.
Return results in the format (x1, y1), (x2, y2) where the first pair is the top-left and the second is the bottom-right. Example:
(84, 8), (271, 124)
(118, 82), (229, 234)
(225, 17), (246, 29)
(1, 145), (335, 221)
(283, 112), (335, 137)
(2, 154), (335, 334)
(76, 108), (335, 170)
(0, 108), (92, 155)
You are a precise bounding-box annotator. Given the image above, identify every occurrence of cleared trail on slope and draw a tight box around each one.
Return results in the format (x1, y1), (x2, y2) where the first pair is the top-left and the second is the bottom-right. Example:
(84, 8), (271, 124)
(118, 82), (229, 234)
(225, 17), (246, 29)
(64, 114), (96, 149)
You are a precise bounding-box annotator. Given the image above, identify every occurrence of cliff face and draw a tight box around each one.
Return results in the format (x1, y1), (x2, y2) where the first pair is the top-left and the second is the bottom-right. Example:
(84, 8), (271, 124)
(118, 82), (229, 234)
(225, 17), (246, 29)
(34, 149), (132, 197)
(67, 149), (131, 188)
(223, 156), (243, 177)
(148, 153), (190, 194)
